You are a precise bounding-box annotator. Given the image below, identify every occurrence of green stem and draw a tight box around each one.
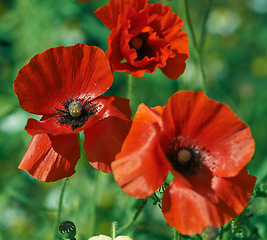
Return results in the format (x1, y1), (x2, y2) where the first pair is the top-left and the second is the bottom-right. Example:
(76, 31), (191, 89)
(117, 199), (147, 234)
(127, 74), (134, 100)
(89, 171), (101, 236)
(219, 223), (234, 240)
(173, 229), (182, 240)
(184, 0), (199, 50)
(54, 177), (69, 240)
(112, 221), (117, 239)
(127, 74), (136, 112)
(199, 0), (214, 54)
(217, 227), (223, 240)
(77, 132), (81, 147)
(221, 231), (233, 240)
(190, 234), (203, 240)
(184, 0), (208, 92)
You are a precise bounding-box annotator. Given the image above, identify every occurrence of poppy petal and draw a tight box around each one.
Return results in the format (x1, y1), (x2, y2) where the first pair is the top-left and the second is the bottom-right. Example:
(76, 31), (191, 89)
(162, 91), (255, 178)
(84, 117), (131, 173)
(212, 168), (256, 216)
(18, 134), (80, 182)
(160, 52), (188, 79)
(99, 0), (189, 78)
(146, 4), (184, 41)
(112, 104), (168, 198)
(162, 168), (256, 235)
(172, 167), (219, 204)
(106, 7), (184, 77)
(106, 13), (159, 77)
(101, 96), (132, 121)
(14, 44), (113, 116)
(94, 0), (148, 30)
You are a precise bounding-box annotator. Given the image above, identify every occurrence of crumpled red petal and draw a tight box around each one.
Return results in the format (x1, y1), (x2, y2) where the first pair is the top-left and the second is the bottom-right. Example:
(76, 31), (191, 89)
(162, 91), (255, 178)
(100, 96), (132, 121)
(105, 11), (158, 77)
(112, 104), (168, 198)
(18, 134), (80, 182)
(146, 4), (184, 42)
(14, 44), (113, 116)
(94, 0), (148, 30)
(162, 168), (256, 235)
(161, 52), (188, 79)
(96, 0), (189, 79)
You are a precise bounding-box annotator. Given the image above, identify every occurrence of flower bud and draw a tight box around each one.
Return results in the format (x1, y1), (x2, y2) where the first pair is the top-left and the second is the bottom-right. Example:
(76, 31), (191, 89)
(201, 226), (218, 240)
(59, 221), (76, 239)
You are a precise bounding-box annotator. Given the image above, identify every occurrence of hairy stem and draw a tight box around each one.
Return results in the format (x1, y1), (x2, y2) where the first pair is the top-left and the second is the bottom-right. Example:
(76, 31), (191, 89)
(112, 221), (117, 239)
(54, 177), (69, 240)
(199, 0), (214, 54)
(117, 199), (147, 234)
(173, 229), (182, 240)
(184, 0), (208, 92)
(127, 74), (135, 112)
(127, 74), (133, 99)
(89, 171), (101, 237)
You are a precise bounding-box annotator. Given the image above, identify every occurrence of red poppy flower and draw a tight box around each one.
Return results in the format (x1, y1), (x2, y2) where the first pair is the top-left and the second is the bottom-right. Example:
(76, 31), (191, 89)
(94, 0), (189, 79)
(14, 43), (132, 182)
(111, 91), (256, 235)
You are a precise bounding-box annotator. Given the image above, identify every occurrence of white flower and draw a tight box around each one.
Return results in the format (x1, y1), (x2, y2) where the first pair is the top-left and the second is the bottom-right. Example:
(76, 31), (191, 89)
(88, 235), (133, 240)
(88, 235), (112, 240)
(115, 237), (133, 240)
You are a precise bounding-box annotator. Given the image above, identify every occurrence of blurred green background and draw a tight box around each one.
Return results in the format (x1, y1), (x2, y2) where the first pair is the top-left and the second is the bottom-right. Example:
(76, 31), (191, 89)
(0, 0), (267, 239)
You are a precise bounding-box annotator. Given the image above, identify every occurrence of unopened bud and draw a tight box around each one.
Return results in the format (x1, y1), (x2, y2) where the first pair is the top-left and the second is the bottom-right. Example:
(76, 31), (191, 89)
(59, 221), (76, 239)
(201, 226), (218, 240)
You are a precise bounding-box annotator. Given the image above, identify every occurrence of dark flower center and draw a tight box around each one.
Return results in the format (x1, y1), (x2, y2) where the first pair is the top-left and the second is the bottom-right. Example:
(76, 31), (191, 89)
(54, 96), (98, 130)
(129, 33), (154, 61)
(166, 136), (206, 175)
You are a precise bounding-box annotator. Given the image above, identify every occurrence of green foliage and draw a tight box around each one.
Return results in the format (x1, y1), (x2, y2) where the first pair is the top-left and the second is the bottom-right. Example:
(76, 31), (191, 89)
(0, 0), (266, 239)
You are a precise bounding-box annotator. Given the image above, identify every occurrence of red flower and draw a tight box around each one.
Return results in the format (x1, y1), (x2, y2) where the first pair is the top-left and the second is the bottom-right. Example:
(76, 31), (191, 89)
(94, 0), (189, 79)
(14, 43), (132, 182)
(111, 91), (256, 235)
